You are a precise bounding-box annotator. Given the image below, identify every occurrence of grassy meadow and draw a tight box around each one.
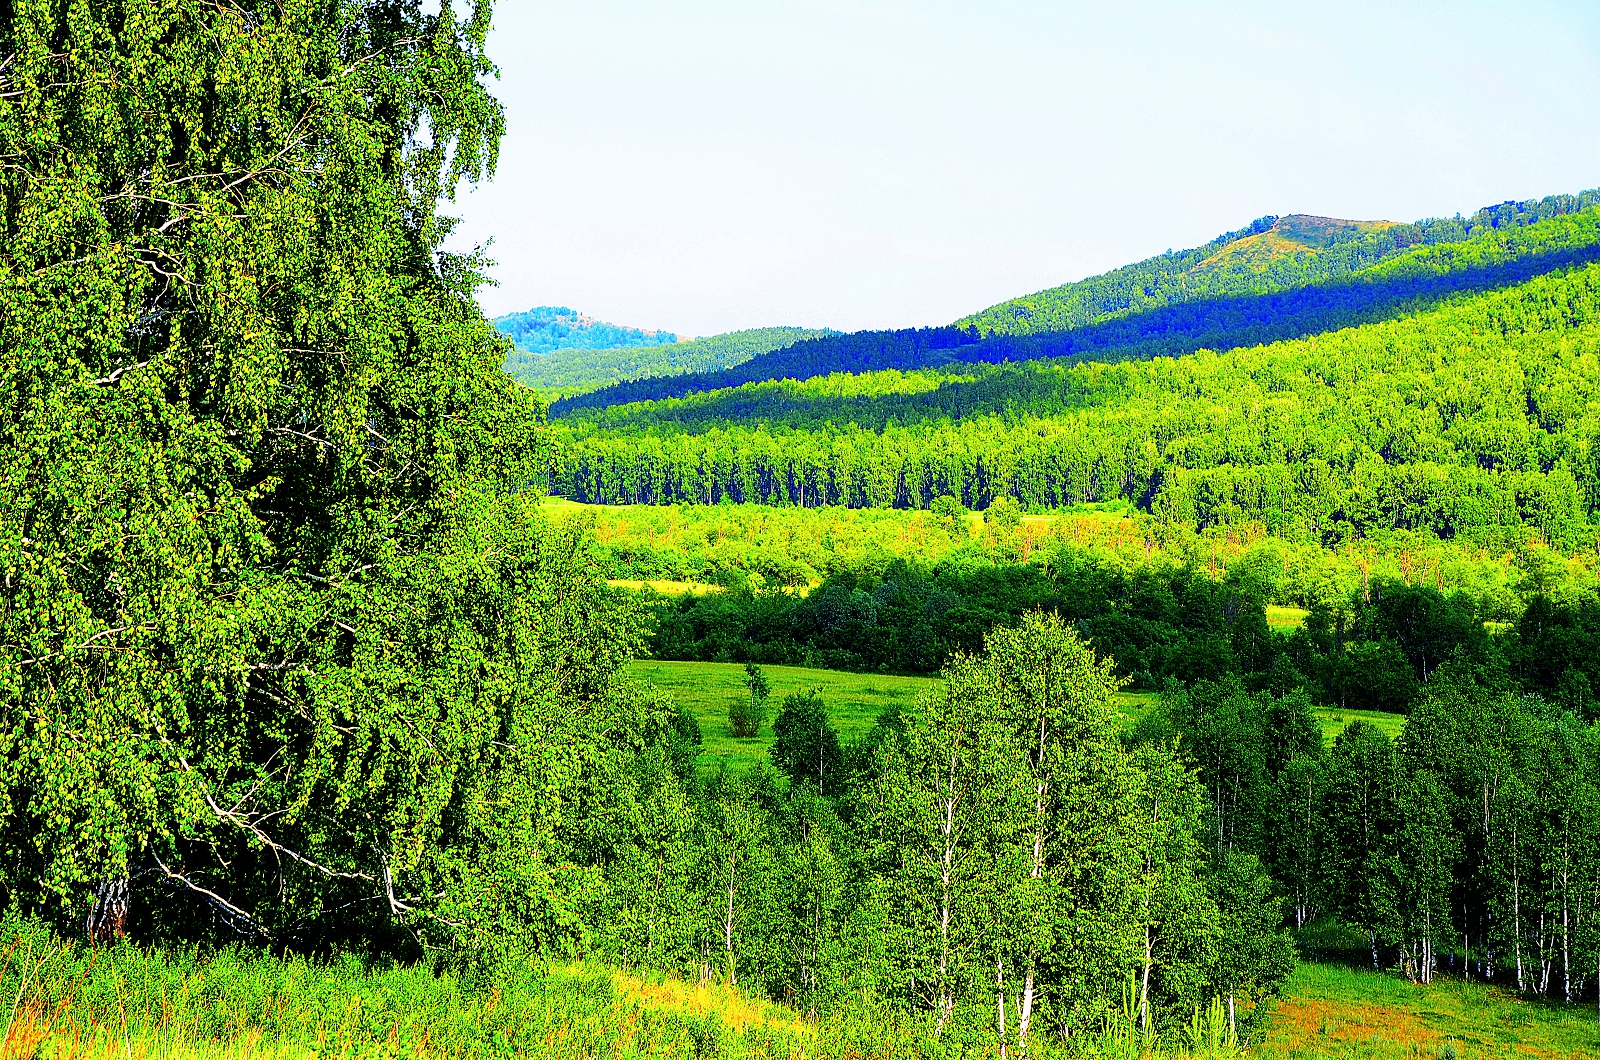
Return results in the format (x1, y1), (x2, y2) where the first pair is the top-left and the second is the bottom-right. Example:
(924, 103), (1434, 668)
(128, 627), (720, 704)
(626, 660), (1403, 774)
(1254, 962), (1600, 1059)
(5, 918), (1597, 1060)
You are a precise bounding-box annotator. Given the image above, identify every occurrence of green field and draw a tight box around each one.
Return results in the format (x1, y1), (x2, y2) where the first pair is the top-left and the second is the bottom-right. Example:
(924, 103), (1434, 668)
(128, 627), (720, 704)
(8, 922), (1597, 1060)
(626, 659), (933, 773)
(1255, 960), (1600, 1058)
(627, 660), (1405, 773)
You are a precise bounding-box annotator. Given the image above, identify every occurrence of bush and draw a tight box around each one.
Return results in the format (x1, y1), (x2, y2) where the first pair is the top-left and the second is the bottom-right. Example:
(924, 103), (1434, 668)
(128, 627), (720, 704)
(730, 664), (770, 737)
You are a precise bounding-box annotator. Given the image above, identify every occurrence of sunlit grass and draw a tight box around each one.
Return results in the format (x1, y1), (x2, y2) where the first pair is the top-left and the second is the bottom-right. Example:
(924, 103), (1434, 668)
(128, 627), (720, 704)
(1254, 960), (1600, 1059)
(1266, 605), (1310, 630)
(606, 578), (725, 595)
(625, 659), (932, 773)
(629, 660), (1401, 773)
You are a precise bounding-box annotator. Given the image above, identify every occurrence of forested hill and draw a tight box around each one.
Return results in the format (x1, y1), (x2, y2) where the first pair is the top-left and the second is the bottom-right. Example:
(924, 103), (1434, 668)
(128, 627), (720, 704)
(492, 305), (676, 354)
(959, 191), (1600, 337)
(506, 326), (838, 397)
(550, 255), (1600, 550)
(555, 191), (1600, 413)
(555, 201), (1600, 414)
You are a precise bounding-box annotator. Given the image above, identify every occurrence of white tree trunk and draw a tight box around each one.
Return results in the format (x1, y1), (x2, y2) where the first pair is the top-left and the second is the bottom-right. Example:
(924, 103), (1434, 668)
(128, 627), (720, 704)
(723, 850), (738, 985)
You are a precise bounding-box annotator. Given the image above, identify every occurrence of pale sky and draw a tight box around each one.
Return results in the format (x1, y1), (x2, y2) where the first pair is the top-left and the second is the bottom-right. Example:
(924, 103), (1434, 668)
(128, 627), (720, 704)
(448, 0), (1600, 337)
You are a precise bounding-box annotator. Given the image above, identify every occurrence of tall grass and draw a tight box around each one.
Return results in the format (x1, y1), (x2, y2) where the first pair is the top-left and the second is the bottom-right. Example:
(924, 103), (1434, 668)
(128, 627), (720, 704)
(0, 917), (1269, 1060)
(0, 916), (813, 1060)
(26, 914), (1587, 1060)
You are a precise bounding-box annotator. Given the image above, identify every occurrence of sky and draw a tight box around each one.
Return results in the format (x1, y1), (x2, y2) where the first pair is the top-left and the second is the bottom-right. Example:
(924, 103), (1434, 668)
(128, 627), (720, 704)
(448, 0), (1600, 337)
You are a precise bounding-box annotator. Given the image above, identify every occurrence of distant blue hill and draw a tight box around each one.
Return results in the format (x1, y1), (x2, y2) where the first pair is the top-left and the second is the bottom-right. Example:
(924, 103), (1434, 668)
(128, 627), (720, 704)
(492, 307), (676, 355)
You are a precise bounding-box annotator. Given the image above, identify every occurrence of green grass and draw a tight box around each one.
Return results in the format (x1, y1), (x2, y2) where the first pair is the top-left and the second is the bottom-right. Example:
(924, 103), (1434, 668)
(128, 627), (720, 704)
(1313, 707), (1407, 745)
(625, 660), (934, 773)
(1255, 960), (1600, 1059)
(0, 916), (823, 1060)
(627, 661), (1306, 773)
(628, 660), (1407, 773)
(8, 908), (1596, 1060)
(1266, 605), (1310, 630)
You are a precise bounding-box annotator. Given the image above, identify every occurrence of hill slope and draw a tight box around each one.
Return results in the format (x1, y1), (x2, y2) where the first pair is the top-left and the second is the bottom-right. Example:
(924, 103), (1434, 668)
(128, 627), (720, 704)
(555, 198), (1600, 414)
(959, 189), (1600, 337)
(507, 326), (838, 397)
(551, 254), (1600, 551)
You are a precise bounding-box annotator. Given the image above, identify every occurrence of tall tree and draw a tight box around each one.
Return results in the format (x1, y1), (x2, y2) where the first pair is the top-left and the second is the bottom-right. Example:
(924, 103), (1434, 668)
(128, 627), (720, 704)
(0, 0), (649, 953)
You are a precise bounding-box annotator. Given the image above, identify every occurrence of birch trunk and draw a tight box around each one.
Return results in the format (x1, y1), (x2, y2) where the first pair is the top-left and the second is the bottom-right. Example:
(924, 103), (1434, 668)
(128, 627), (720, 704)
(996, 956), (1008, 1060)
(936, 750), (957, 1034)
(1141, 924), (1154, 1035)
(1018, 707), (1049, 1055)
(723, 850), (738, 986)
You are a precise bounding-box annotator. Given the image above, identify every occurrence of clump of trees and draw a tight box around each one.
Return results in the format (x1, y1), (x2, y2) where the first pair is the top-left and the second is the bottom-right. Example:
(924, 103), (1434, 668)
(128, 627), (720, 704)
(579, 614), (1295, 1046)
(1138, 672), (1600, 1007)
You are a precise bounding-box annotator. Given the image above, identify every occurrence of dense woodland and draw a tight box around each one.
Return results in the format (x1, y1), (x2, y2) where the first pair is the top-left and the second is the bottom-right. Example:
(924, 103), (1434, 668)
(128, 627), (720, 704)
(552, 234), (1600, 558)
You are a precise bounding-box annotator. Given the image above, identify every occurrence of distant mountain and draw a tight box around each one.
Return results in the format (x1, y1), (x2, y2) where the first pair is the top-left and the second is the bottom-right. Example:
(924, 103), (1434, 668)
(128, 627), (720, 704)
(492, 306), (676, 355)
(506, 327), (839, 398)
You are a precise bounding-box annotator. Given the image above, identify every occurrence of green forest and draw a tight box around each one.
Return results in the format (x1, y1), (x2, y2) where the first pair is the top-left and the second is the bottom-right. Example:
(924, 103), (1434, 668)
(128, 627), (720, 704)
(1, 2), (1599, 1059)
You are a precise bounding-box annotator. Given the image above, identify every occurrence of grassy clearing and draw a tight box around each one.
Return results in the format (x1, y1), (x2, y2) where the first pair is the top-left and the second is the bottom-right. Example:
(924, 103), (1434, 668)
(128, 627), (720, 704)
(1254, 961), (1600, 1059)
(1266, 605), (1310, 630)
(1312, 707), (1407, 745)
(628, 660), (1408, 773)
(624, 660), (932, 773)
(629, 661), (1311, 772)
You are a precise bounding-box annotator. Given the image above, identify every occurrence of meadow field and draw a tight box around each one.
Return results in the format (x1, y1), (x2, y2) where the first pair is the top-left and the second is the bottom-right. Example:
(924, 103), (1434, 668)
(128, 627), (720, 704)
(4, 917), (1596, 1060)
(625, 660), (1404, 774)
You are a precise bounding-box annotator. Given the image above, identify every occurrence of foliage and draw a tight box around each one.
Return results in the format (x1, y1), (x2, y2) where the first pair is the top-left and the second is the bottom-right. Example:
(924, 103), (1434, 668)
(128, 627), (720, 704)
(770, 690), (843, 795)
(0, 0), (664, 959)
(1136, 669), (1600, 1004)
(728, 663), (772, 737)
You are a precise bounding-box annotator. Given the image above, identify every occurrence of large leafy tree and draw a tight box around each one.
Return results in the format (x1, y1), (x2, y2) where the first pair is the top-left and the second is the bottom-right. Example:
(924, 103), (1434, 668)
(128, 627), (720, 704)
(0, 0), (644, 952)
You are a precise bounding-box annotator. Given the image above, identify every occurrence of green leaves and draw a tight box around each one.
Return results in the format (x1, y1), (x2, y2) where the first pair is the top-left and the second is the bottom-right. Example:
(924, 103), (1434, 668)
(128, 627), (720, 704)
(0, 0), (645, 955)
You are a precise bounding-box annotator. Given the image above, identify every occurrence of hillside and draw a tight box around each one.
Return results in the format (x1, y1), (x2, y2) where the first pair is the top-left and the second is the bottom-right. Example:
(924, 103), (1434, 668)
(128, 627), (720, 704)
(551, 252), (1600, 552)
(557, 190), (1600, 411)
(507, 325), (838, 397)
(492, 305), (676, 354)
(959, 189), (1600, 337)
